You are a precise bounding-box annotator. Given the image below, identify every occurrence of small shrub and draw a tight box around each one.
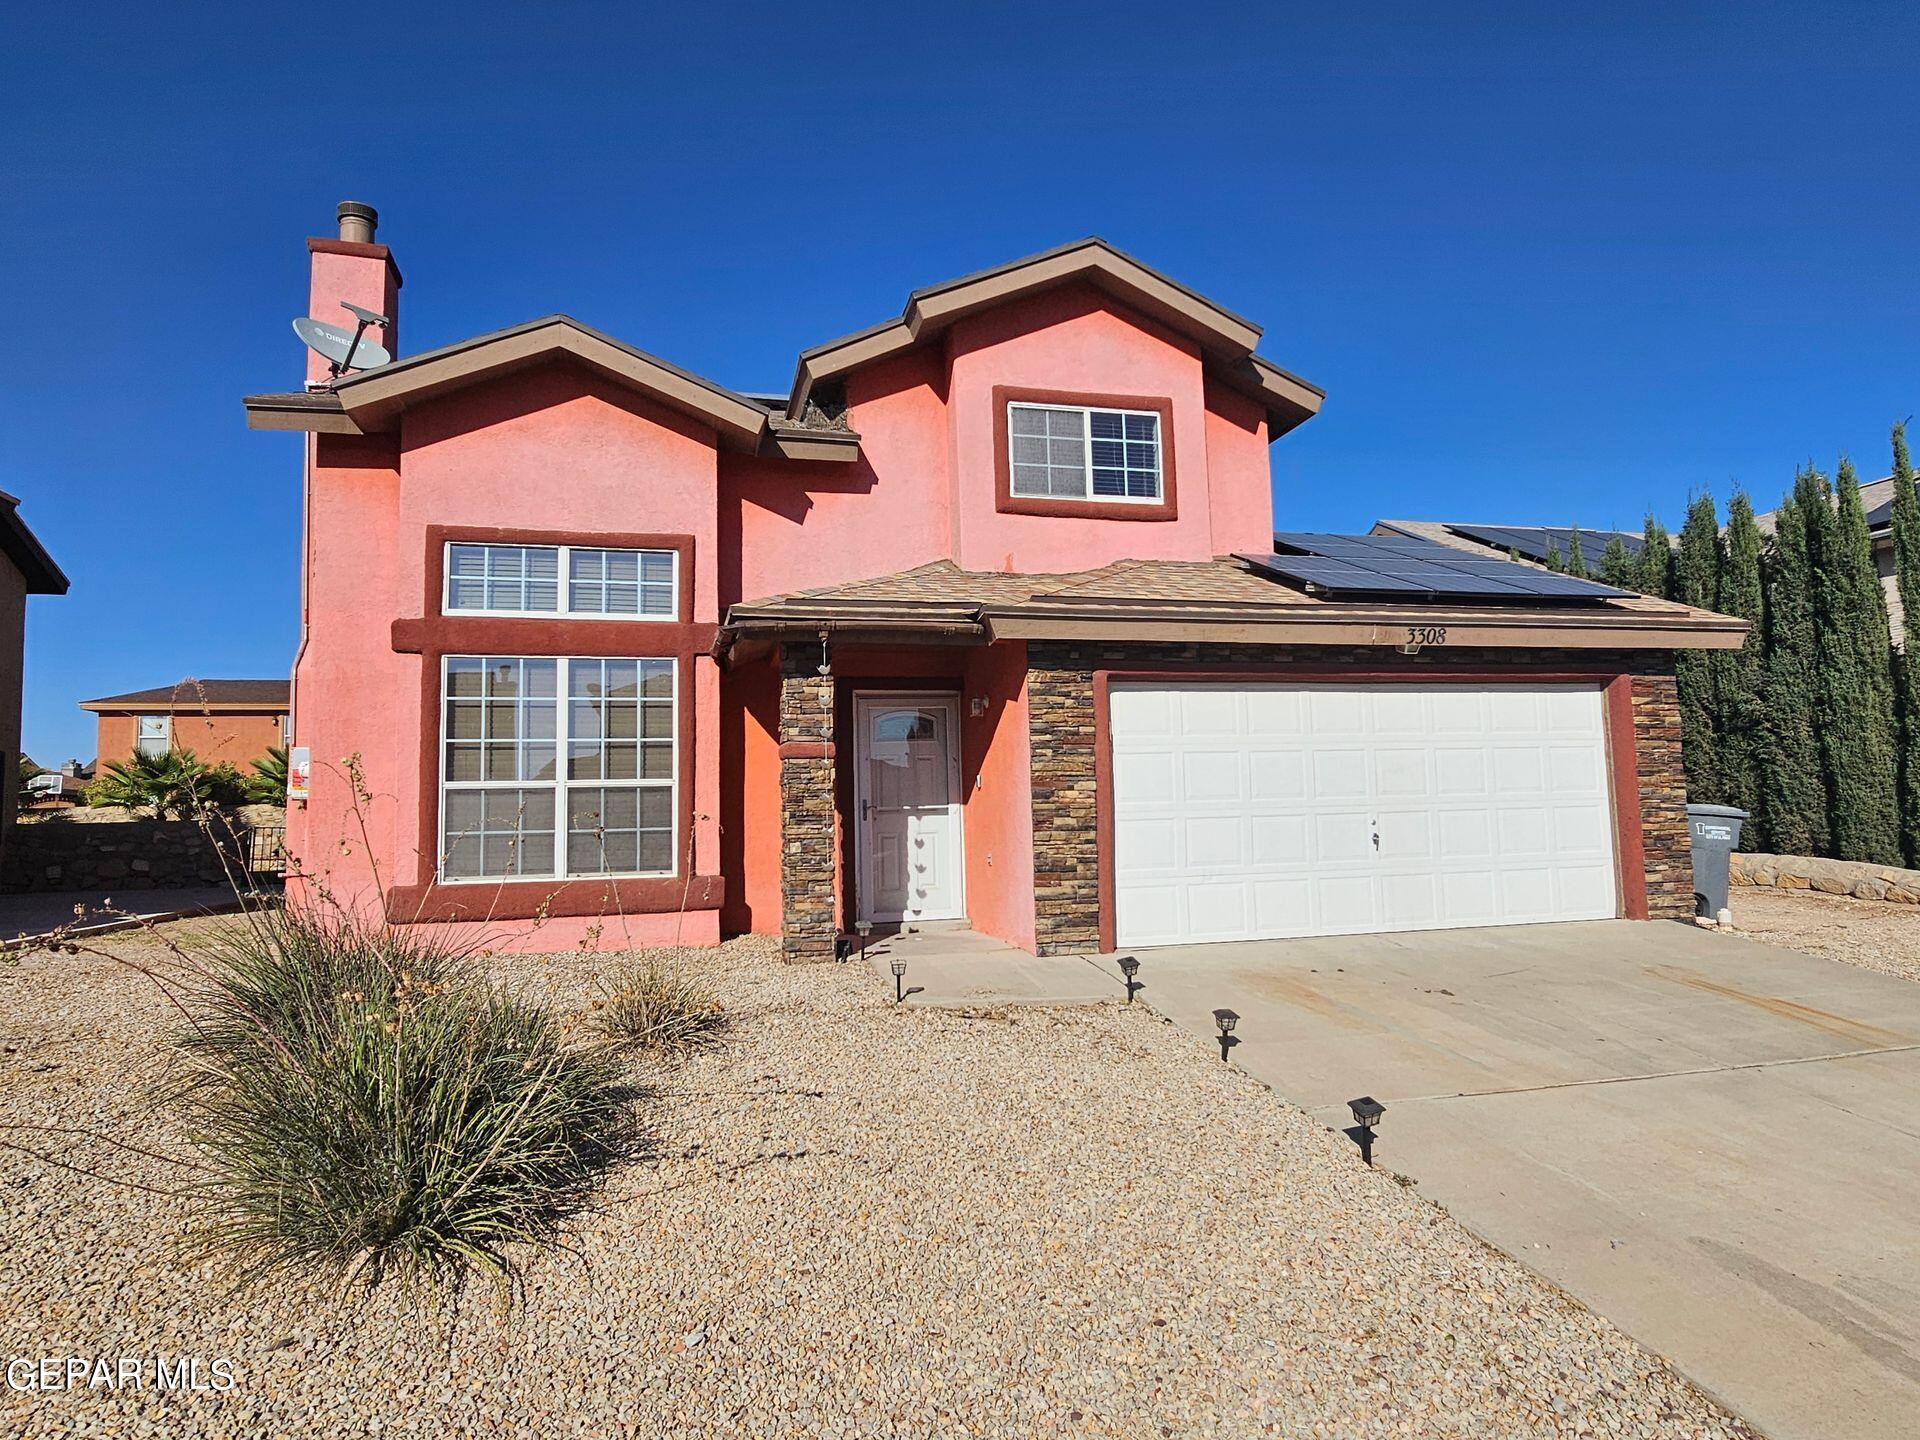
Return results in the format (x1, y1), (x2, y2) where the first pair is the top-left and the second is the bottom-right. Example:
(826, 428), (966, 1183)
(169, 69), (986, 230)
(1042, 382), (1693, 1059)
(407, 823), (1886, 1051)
(595, 957), (726, 1054)
(87, 748), (247, 817)
(170, 908), (634, 1294)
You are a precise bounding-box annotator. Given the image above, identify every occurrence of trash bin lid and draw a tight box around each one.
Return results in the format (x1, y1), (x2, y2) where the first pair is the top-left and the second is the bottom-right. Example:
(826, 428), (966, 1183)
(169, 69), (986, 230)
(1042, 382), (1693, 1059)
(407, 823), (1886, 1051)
(1685, 803), (1750, 820)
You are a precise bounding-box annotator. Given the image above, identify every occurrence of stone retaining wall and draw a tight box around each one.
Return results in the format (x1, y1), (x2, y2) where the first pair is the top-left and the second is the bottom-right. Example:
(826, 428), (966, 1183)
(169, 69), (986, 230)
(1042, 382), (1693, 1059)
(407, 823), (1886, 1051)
(2, 806), (281, 893)
(1731, 852), (1920, 903)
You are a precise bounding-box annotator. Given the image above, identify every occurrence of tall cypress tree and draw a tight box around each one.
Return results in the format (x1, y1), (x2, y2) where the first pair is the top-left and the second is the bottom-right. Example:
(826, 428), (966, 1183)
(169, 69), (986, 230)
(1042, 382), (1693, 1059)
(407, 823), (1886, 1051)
(1544, 542), (1566, 573)
(1812, 458), (1902, 864)
(1674, 493), (1724, 801)
(1885, 423), (1920, 862)
(1566, 528), (1589, 578)
(1598, 535), (1635, 589)
(1759, 480), (1830, 855)
(1635, 514), (1673, 598)
(1715, 490), (1766, 830)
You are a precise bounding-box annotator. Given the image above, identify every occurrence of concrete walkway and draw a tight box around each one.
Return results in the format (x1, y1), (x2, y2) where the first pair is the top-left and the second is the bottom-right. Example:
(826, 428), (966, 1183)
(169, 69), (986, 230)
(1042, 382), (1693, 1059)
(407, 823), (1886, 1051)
(859, 924), (1121, 1006)
(0, 885), (259, 947)
(1130, 920), (1920, 1440)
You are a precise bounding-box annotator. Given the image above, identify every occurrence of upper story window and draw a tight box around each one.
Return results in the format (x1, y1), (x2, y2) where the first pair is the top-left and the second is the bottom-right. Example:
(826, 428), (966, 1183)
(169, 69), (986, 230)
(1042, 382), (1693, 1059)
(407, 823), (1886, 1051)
(1008, 403), (1162, 503)
(135, 715), (171, 758)
(445, 543), (678, 620)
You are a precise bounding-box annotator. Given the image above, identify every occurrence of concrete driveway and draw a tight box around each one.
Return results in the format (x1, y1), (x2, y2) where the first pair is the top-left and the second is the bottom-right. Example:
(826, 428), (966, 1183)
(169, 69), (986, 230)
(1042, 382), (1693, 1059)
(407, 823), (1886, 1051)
(1117, 920), (1920, 1440)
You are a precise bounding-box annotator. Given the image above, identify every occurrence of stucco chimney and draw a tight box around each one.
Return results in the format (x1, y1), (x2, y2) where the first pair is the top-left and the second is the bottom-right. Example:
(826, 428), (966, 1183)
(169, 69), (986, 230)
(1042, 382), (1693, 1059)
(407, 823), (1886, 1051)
(335, 200), (378, 244)
(304, 199), (402, 385)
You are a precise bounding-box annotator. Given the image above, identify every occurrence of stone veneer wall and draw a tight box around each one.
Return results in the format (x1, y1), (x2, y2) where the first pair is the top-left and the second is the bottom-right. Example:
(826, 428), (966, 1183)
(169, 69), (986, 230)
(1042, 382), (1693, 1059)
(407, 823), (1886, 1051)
(1025, 642), (1694, 955)
(777, 643), (837, 961)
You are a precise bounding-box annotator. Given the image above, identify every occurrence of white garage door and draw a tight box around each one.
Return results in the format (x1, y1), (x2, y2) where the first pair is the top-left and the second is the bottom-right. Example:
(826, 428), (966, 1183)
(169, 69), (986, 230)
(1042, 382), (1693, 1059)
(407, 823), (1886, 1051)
(1110, 683), (1619, 947)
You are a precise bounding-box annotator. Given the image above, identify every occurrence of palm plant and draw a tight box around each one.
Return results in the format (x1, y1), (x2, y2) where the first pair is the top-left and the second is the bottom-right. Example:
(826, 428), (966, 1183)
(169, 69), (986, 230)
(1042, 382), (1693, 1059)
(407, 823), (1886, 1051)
(246, 746), (290, 805)
(88, 748), (224, 818)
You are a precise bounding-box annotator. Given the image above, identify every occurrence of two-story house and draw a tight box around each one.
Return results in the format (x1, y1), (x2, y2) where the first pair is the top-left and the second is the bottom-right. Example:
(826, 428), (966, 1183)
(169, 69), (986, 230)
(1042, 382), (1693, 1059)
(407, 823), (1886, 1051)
(246, 203), (1743, 960)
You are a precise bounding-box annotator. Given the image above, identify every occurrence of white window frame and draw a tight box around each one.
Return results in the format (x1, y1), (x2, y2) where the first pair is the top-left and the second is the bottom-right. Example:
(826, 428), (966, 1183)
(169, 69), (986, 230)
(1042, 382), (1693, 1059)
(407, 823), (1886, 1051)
(436, 654), (679, 885)
(442, 542), (680, 622)
(134, 715), (171, 758)
(1006, 401), (1164, 505)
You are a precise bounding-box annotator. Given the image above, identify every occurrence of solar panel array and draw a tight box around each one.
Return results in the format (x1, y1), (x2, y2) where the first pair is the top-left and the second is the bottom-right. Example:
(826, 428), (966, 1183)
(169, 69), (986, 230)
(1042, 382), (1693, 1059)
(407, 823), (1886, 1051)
(1241, 533), (1637, 603)
(1444, 524), (1645, 563)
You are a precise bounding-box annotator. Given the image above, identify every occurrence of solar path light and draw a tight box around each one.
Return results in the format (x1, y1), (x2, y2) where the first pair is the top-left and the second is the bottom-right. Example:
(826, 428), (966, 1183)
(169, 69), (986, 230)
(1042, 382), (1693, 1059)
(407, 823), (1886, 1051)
(856, 919), (872, 966)
(891, 955), (908, 1004)
(1117, 955), (1141, 1002)
(1212, 1007), (1239, 1062)
(1348, 1095), (1384, 1167)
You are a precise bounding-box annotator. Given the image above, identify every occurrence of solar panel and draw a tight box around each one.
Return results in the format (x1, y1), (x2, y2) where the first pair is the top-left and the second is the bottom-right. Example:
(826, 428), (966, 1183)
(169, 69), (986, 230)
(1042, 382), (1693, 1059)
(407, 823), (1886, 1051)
(1246, 533), (1636, 603)
(1445, 523), (1645, 563)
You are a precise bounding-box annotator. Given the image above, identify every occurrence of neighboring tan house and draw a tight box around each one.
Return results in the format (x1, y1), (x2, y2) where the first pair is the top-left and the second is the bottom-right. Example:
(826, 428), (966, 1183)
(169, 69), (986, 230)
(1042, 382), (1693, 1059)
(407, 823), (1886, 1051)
(80, 680), (289, 770)
(0, 492), (69, 865)
(244, 201), (1743, 959)
(1371, 520), (1650, 567)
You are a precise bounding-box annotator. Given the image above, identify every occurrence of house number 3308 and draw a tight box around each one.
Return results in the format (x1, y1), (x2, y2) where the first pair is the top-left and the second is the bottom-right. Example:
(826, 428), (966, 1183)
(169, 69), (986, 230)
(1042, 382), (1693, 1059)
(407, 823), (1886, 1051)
(1406, 626), (1447, 647)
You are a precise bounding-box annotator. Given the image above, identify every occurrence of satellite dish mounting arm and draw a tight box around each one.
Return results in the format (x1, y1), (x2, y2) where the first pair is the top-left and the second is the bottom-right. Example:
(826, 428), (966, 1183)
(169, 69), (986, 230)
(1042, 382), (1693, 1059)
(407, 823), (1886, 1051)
(335, 302), (391, 377)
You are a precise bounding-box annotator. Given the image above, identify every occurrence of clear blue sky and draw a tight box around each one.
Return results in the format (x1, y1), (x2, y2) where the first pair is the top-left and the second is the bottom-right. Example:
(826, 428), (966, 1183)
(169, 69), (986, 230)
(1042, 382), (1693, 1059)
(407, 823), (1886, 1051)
(6, 2), (1917, 765)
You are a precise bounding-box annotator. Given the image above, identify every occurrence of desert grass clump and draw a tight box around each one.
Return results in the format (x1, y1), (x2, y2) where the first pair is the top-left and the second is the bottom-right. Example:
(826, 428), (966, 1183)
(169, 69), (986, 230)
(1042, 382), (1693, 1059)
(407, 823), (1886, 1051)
(170, 907), (634, 1295)
(594, 956), (727, 1055)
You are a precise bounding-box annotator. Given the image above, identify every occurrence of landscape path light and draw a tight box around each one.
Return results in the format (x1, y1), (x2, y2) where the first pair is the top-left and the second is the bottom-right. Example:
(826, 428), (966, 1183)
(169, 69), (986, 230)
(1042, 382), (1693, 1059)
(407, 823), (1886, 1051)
(1117, 955), (1141, 1003)
(891, 955), (908, 1004)
(1348, 1095), (1385, 1167)
(1212, 1007), (1239, 1062)
(855, 919), (872, 967)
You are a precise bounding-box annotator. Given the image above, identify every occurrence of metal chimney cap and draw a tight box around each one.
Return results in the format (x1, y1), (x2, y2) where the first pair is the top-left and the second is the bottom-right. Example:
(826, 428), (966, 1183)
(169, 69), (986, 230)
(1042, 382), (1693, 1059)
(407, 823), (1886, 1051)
(336, 201), (379, 243)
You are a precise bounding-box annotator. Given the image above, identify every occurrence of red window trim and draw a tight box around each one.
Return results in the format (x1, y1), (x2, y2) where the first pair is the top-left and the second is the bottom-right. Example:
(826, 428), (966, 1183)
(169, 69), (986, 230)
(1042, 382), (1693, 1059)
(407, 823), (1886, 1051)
(1088, 665), (1648, 953)
(993, 386), (1178, 522)
(386, 524), (721, 923)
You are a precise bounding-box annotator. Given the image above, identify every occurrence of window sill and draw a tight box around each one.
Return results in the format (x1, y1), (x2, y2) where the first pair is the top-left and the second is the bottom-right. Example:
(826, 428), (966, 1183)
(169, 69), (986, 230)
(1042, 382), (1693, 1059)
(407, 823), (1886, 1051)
(385, 873), (725, 923)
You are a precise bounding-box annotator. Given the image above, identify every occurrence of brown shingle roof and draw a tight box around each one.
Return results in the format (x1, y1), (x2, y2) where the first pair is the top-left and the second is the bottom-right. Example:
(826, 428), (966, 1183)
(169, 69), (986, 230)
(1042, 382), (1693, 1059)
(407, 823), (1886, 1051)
(80, 679), (289, 710)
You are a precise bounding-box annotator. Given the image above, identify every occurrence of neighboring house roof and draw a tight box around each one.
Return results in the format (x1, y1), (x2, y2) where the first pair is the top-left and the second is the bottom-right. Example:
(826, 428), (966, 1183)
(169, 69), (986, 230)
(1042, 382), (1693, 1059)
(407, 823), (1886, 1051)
(245, 239), (1324, 448)
(0, 491), (68, 594)
(720, 554), (1743, 655)
(1752, 471), (1912, 541)
(80, 679), (290, 712)
(1371, 519), (1648, 565)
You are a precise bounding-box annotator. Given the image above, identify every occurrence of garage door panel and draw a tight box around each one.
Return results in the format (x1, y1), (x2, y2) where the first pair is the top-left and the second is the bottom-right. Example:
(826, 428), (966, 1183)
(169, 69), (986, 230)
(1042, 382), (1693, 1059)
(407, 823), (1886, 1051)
(1182, 750), (1241, 802)
(1185, 815), (1244, 867)
(1250, 815), (1310, 865)
(1111, 683), (1618, 948)
(1116, 816), (1178, 872)
(1312, 750), (1369, 798)
(1249, 750), (1307, 800)
(1374, 748), (1432, 797)
(1114, 750), (1177, 804)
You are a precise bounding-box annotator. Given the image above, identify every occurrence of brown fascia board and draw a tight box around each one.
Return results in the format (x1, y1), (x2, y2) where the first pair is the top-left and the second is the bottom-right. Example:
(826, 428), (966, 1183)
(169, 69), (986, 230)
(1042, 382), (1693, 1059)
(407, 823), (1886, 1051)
(0, 494), (67, 594)
(784, 238), (1324, 437)
(78, 699), (287, 714)
(761, 423), (862, 462)
(243, 390), (365, 434)
(327, 316), (773, 445)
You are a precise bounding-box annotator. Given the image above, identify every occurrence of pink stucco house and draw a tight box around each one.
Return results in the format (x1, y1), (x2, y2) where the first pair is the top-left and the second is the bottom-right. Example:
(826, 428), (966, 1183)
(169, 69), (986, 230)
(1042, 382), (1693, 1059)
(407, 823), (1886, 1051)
(247, 202), (1742, 960)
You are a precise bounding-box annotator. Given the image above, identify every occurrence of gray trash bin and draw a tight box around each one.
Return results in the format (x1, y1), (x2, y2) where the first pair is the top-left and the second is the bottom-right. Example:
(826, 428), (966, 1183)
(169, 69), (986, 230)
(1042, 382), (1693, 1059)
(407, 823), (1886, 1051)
(1687, 803), (1749, 919)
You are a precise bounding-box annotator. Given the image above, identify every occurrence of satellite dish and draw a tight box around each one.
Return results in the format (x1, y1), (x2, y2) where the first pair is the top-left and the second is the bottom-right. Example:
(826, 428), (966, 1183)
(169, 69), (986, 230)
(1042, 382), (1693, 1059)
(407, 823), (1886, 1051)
(340, 301), (390, 327)
(293, 315), (391, 376)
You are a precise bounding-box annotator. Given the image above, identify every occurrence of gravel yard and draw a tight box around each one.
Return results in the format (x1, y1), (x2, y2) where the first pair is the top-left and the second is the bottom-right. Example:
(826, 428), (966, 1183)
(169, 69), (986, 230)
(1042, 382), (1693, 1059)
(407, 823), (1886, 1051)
(1735, 884), (1920, 984)
(3, 921), (1754, 1438)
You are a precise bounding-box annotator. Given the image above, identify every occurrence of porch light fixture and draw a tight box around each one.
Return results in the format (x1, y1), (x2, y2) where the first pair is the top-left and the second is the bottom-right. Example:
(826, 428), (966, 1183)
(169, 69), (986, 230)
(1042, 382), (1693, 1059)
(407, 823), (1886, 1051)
(1212, 1007), (1239, 1062)
(1117, 955), (1141, 1002)
(1348, 1095), (1385, 1167)
(890, 955), (908, 1003)
(1399, 641), (1420, 656)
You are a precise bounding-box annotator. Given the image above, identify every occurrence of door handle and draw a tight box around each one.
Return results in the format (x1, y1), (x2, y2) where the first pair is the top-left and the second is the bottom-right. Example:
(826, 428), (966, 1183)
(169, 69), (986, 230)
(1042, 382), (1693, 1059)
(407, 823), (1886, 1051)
(862, 799), (872, 820)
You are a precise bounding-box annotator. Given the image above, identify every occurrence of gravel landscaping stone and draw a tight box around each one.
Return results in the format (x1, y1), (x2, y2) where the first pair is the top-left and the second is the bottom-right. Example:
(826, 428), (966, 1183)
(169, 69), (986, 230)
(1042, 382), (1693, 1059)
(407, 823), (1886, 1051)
(2, 921), (1757, 1437)
(1735, 883), (1920, 984)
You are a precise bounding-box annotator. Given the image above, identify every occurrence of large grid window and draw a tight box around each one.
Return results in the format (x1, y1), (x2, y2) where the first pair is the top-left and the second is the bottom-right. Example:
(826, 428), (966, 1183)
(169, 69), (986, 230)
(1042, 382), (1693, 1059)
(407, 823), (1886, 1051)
(1008, 403), (1161, 502)
(440, 655), (676, 882)
(444, 543), (678, 620)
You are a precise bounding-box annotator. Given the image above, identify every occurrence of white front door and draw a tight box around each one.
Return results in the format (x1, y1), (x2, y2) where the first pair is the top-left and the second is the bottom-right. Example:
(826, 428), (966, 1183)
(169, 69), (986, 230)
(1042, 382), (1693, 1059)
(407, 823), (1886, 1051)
(854, 694), (965, 924)
(1110, 683), (1619, 947)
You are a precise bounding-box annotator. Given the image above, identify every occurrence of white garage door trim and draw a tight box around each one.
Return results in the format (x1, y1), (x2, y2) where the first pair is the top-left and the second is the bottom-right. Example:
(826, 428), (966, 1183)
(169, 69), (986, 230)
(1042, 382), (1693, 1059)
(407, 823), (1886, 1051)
(1110, 682), (1620, 948)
